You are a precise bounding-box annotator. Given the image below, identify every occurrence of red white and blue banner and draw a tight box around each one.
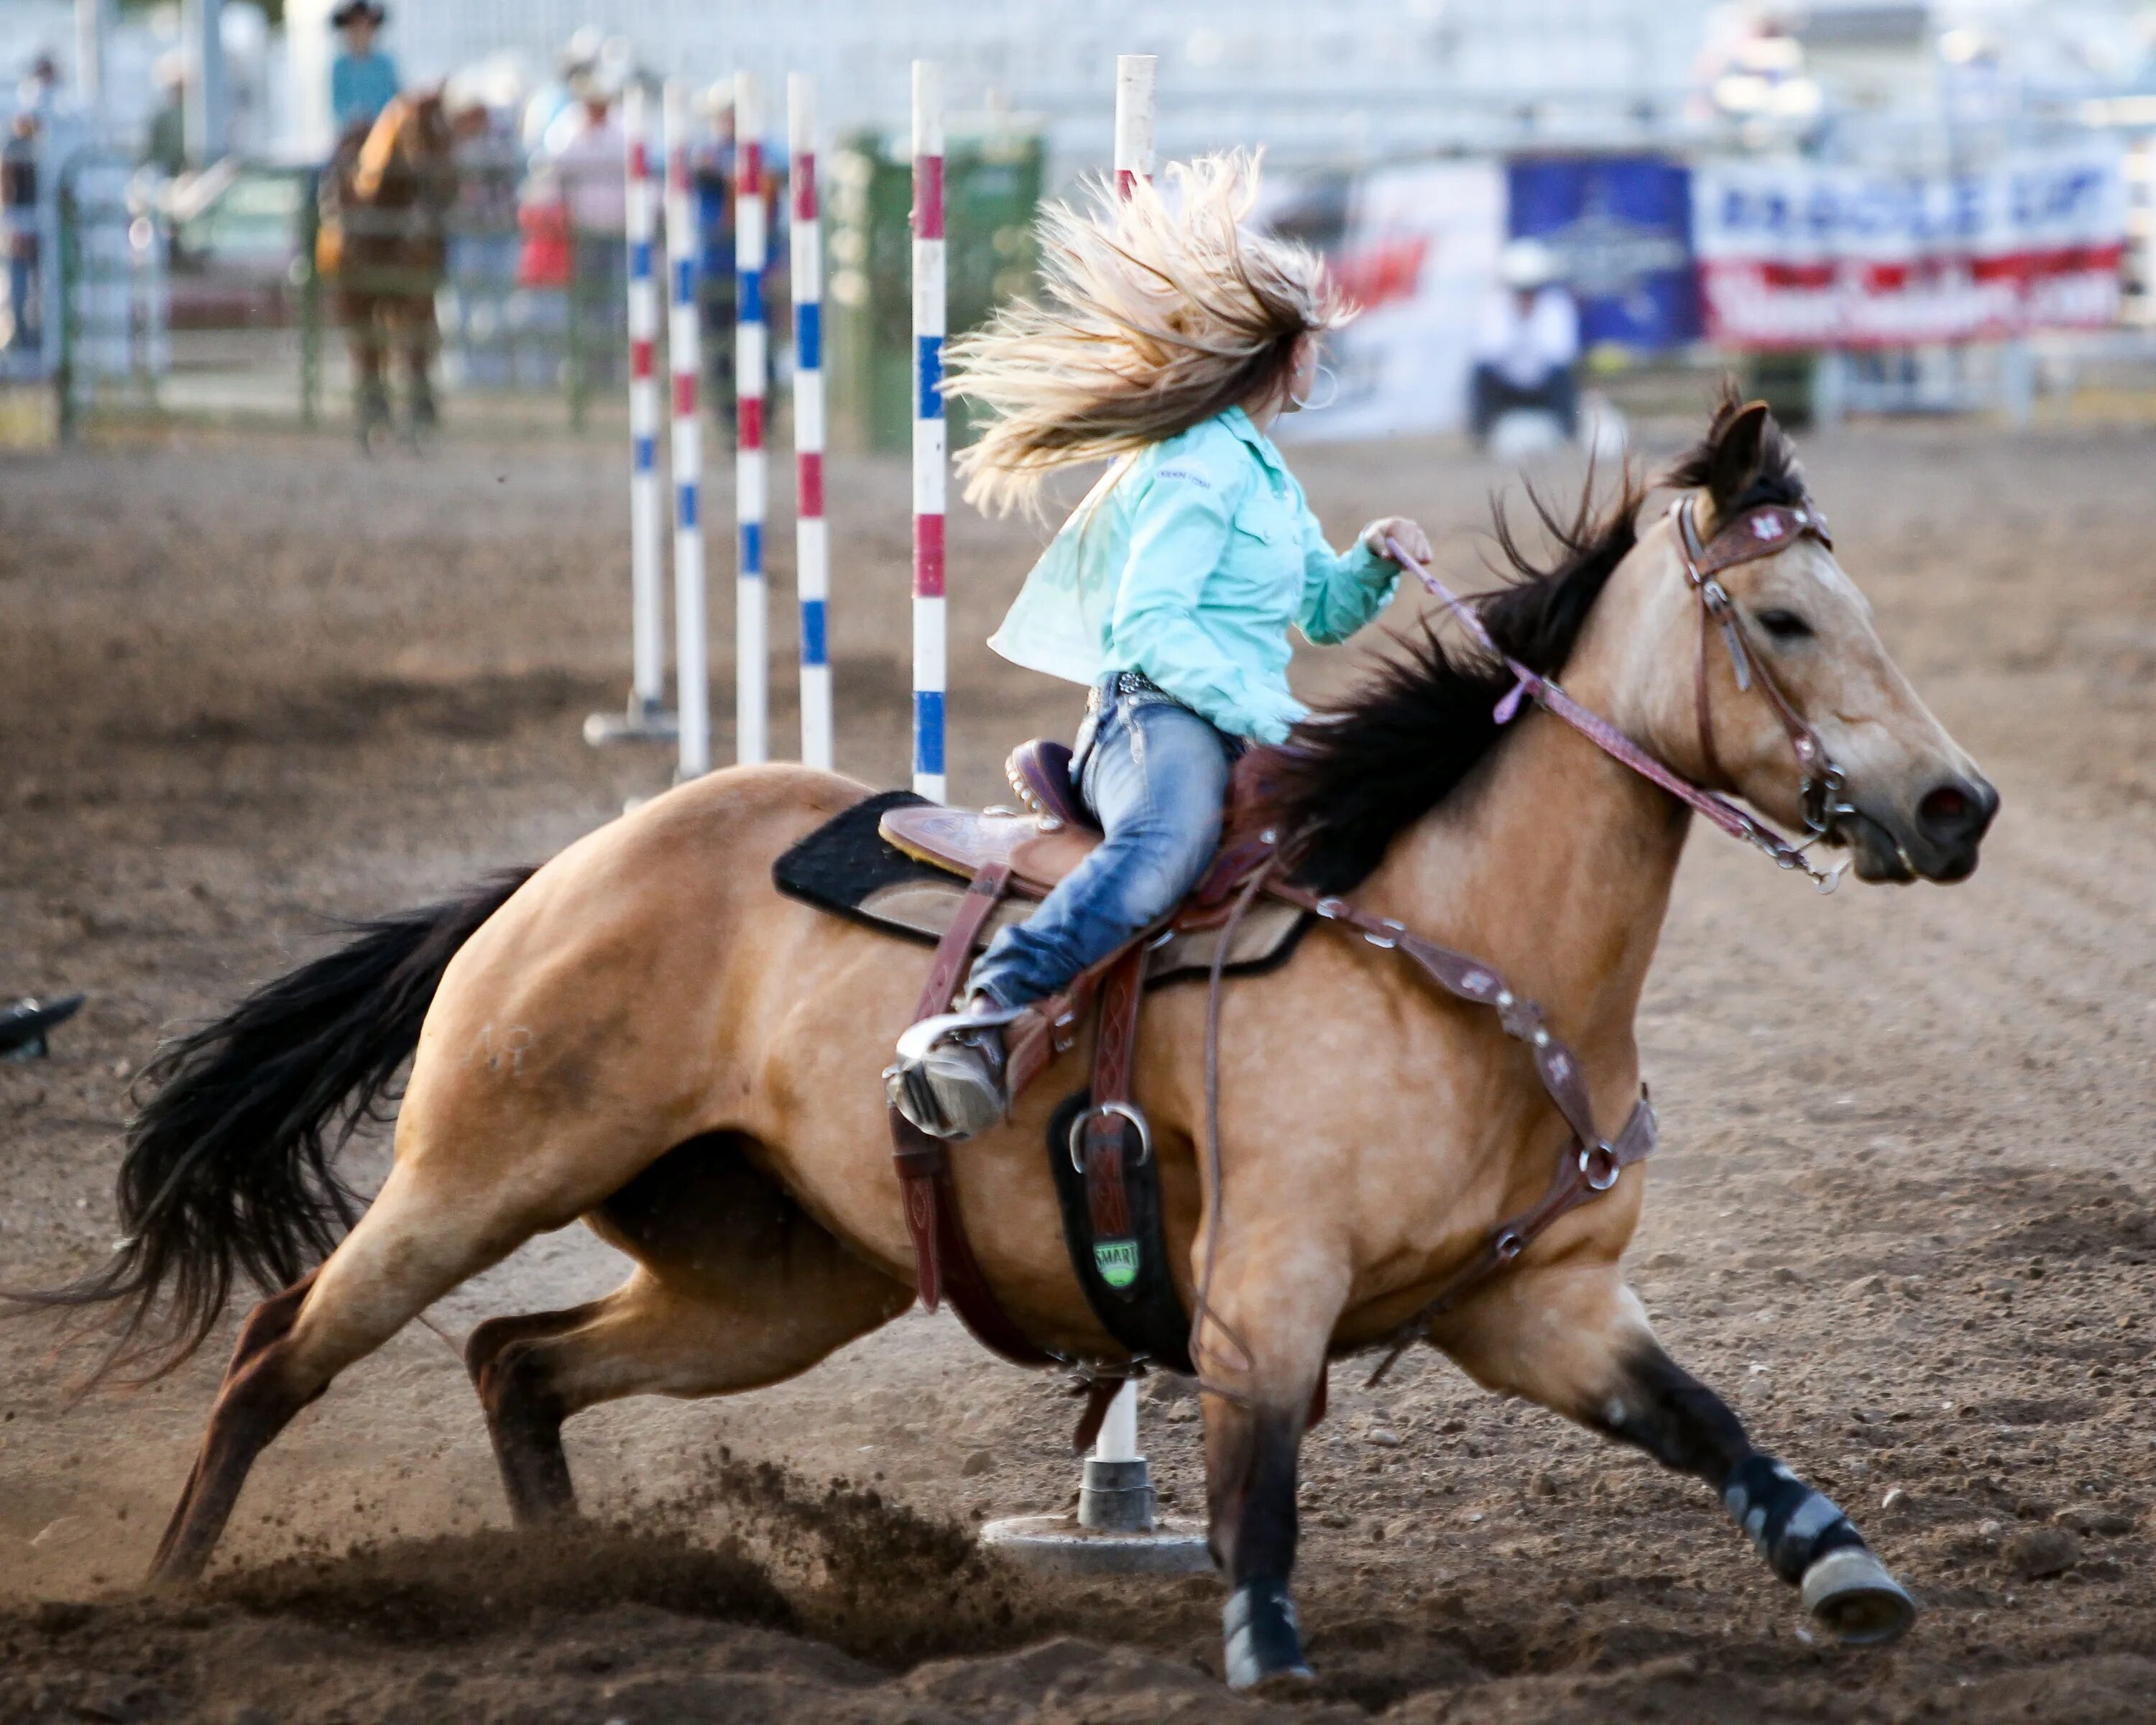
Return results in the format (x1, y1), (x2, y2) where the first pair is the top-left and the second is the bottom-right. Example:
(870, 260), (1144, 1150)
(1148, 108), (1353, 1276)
(1694, 149), (2128, 349)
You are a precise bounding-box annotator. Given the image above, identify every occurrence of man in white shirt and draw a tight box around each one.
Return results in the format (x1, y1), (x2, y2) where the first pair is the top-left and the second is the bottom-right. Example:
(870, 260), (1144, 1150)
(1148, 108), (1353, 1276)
(543, 68), (627, 239)
(1470, 238), (1580, 445)
(530, 63), (628, 385)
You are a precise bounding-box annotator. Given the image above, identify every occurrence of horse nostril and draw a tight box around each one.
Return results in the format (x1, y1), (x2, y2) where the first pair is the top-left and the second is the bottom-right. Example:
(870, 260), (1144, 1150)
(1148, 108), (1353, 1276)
(1918, 779), (1994, 843)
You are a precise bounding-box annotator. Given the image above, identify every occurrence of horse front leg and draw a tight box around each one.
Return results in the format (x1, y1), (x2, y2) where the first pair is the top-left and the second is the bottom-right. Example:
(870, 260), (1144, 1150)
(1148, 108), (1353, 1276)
(344, 291), (389, 446)
(1196, 1243), (1345, 1690)
(1438, 1260), (1917, 1646)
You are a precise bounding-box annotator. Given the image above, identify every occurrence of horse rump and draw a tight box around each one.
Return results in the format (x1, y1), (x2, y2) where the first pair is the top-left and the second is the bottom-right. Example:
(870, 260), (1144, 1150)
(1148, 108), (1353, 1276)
(3, 868), (534, 1382)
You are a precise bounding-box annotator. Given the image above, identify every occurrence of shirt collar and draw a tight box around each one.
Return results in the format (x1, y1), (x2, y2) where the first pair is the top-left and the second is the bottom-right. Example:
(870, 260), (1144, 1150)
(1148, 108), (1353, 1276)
(1217, 405), (1288, 479)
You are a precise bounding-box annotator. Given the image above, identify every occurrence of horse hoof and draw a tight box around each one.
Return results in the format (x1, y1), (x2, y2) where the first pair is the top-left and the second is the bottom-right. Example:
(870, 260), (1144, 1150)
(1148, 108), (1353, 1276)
(1801, 1545), (1917, 1646)
(1222, 1578), (1314, 1690)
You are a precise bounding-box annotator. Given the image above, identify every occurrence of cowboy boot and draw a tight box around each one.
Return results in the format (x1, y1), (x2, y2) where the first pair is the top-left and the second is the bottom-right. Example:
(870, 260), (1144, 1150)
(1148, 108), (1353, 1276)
(884, 1001), (1022, 1141)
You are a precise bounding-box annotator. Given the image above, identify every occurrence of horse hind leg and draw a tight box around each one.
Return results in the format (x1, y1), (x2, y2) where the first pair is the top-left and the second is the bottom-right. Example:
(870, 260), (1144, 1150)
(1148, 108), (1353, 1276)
(397, 300), (439, 441)
(1435, 1262), (1917, 1647)
(466, 1135), (911, 1529)
(149, 1154), (562, 1583)
(345, 294), (389, 449)
(464, 1299), (606, 1524)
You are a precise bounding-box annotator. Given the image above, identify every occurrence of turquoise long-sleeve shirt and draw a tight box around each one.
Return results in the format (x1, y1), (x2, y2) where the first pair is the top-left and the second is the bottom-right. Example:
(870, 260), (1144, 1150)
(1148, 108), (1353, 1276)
(331, 50), (400, 136)
(986, 407), (1399, 744)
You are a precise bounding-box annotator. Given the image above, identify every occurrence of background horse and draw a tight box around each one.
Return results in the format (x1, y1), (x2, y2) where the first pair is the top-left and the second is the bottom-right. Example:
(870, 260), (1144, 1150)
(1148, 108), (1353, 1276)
(316, 93), (464, 446)
(24, 397), (1995, 1688)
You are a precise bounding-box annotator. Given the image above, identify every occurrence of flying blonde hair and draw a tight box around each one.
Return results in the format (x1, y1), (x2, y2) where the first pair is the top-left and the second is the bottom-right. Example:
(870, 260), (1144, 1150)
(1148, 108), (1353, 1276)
(944, 150), (1350, 516)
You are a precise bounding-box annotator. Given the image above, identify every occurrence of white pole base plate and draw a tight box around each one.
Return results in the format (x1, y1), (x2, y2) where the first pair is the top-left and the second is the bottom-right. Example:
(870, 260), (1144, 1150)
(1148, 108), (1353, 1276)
(584, 708), (680, 747)
(979, 1513), (1214, 1576)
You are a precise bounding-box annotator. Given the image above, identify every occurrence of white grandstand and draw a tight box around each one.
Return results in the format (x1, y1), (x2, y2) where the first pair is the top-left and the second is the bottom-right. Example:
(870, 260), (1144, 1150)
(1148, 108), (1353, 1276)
(283, 0), (1722, 165)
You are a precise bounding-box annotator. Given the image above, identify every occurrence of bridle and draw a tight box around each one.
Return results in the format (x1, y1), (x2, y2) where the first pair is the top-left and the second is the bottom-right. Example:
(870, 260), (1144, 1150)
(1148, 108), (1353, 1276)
(1672, 494), (1855, 865)
(1383, 492), (1854, 893)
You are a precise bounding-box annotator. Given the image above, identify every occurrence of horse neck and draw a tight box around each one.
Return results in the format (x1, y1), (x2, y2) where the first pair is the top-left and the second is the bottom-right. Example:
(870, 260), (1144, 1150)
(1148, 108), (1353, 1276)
(1358, 540), (1694, 1045)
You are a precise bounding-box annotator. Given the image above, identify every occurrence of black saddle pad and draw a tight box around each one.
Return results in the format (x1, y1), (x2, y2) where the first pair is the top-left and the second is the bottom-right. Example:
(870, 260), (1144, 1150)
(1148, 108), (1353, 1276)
(772, 789), (1307, 987)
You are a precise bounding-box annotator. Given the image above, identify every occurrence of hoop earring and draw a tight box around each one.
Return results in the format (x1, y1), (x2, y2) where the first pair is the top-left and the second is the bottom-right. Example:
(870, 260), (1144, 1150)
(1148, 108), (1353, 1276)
(1289, 363), (1340, 413)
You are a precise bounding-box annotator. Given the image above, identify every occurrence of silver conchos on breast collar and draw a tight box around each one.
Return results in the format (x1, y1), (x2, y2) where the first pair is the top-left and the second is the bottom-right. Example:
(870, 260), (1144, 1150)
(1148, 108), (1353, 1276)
(1382, 507), (1853, 893)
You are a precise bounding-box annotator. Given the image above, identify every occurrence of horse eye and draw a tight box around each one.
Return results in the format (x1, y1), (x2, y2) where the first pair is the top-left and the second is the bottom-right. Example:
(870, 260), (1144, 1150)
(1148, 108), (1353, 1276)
(1756, 609), (1813, 643)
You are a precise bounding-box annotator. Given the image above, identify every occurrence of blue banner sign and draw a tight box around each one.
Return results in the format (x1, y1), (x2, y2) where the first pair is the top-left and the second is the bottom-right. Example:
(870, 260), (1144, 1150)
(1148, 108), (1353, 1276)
(1508, 156), (1701, 351)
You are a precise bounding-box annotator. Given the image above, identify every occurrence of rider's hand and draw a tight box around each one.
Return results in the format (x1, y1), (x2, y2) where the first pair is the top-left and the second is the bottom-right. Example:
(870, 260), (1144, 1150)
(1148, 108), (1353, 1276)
(1362, 516), (1432, 566)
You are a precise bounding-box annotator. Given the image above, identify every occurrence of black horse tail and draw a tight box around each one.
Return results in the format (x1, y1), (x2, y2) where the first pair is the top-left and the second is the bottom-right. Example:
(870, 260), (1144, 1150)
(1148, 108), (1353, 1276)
(9, 868), (534, 1383)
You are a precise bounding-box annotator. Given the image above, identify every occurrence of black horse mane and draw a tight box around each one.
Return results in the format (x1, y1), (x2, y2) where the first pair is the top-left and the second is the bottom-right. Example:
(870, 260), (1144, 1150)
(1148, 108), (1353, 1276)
(1271, 386), (1802, 893)
(1269, 464), (1644, 893)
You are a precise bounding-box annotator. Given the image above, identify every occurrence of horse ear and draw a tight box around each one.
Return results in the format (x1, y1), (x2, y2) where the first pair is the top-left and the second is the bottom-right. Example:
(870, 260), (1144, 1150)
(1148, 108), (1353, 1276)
(1708, 400), (1772, 510)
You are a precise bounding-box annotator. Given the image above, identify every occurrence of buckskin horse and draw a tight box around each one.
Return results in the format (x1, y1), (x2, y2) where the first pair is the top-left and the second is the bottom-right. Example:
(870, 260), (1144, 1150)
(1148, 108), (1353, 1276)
(21, 396), (1997, 1688)
(315, 91), (464, 446)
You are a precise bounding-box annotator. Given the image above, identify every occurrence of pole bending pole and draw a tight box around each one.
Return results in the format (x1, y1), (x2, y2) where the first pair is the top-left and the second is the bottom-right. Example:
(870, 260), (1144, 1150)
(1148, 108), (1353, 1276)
(734, 71), (769, 766)
(979, 52), (1203, 1577)
(1092, 49), (1159, 1484)
(911, 59), (947, 802)
(789, 73), (832, 771)
(585, 80), (675, 747)
(1115, 52), (1156, 199)
(664, 78), (711, 780)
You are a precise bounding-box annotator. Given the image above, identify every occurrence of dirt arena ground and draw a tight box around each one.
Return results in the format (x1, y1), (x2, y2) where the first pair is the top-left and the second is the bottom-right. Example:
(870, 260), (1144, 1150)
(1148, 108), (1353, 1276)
(2, 410), (2154, 1724)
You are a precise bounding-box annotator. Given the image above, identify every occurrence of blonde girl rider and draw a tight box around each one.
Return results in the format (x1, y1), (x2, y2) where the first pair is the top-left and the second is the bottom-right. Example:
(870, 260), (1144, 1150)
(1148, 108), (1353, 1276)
(888, 153), (1430, 1141)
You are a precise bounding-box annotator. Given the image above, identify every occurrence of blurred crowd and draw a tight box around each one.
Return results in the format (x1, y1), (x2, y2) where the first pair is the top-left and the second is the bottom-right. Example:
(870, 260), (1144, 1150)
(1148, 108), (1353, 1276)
(2, 5), (786, 406)
(325, 5), (775, 406)
(1, 52), (74, 359)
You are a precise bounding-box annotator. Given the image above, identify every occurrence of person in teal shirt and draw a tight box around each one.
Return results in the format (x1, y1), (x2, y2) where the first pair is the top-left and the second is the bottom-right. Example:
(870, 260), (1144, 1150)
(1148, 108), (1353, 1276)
(330, 2), (399, 141)
(887, 152), (1431, 1141)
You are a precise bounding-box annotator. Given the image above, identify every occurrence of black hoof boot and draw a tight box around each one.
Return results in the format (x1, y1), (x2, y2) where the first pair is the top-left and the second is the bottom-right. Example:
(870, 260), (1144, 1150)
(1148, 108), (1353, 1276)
(1222, 1577), (1313, 1690)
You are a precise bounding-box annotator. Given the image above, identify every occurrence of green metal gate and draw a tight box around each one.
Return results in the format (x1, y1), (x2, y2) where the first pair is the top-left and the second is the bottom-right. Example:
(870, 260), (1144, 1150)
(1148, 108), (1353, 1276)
(824, 120), (1043, 454)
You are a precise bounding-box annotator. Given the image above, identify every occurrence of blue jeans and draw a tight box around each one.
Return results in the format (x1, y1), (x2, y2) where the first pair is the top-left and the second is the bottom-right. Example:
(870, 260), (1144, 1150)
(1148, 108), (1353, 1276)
(967, 689), (1234, 1009)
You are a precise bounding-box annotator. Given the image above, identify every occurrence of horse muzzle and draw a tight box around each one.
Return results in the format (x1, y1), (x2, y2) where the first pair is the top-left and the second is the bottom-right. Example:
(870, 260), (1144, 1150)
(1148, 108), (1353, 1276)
(1841, 771), (1999, 884)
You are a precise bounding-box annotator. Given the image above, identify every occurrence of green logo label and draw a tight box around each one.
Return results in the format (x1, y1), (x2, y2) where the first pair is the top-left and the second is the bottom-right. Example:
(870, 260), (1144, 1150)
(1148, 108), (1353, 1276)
(1094, 1238), (1141, 1289)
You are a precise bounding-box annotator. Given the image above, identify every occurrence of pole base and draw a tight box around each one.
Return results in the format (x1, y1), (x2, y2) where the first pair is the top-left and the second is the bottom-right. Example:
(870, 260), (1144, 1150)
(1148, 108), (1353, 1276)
(979, 1512), (1212, 1576)
(1079, 1455), (1154, 1532)
(584, 698), (679, 748)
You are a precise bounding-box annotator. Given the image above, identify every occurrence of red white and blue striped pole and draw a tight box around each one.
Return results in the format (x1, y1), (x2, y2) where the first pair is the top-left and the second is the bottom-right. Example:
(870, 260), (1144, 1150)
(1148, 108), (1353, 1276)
(1097, 50), (1156, 1479)
(1115, 52), (1156, 201)
(734, 71), (769, 767)
(911, 59), (946, 802)
(664, 78), (711, 781)
(789, 72), (832, 771)
(585, 80), (672, 747)
(976, 53), (1207, 1578)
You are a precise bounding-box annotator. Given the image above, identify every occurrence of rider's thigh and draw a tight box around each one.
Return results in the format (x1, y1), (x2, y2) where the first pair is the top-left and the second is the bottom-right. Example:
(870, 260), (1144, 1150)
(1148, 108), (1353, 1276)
(1082, 699), (1231, 916)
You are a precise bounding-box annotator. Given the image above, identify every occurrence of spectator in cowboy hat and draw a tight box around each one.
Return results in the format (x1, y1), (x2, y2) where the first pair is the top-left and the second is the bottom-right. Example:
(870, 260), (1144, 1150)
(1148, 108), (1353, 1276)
(1469, 237), (1581, 446)
(331, 2), (400, 139)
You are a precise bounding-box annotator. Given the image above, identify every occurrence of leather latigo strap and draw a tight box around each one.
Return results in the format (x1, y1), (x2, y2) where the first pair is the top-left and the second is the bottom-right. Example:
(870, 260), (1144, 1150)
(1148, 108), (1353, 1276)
(888, 863), (1056, 1367)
